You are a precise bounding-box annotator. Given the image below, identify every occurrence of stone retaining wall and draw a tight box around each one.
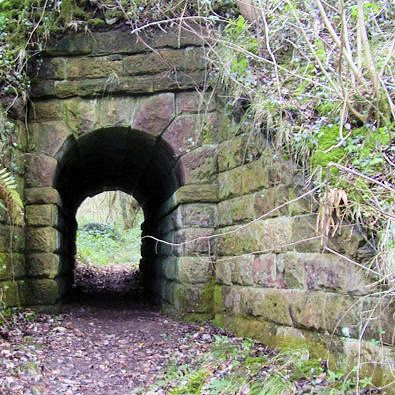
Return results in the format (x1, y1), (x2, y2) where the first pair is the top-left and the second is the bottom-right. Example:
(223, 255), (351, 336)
(0, 105), (27, 310)
(213, 118), (394, 379)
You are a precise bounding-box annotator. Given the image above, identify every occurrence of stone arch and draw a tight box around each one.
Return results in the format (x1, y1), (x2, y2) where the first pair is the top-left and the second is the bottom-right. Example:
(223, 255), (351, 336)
(25, 32), (217, 314)
(54, 125), (184, 303)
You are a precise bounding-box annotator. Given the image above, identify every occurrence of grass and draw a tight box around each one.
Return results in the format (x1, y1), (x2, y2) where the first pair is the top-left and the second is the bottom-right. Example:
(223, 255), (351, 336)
(143, 335), (378, 394)
(76, 212), (143, 267)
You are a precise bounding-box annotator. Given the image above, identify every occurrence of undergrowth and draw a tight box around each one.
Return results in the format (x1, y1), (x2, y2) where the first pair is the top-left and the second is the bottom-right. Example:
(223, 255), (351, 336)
(76, 215), (142, 267)
(201, 1), (394, 279)
(145, 335), (379, 394)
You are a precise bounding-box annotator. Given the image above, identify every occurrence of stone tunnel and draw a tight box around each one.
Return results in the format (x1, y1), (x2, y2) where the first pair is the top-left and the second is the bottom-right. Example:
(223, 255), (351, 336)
(1, 25), (394, 367)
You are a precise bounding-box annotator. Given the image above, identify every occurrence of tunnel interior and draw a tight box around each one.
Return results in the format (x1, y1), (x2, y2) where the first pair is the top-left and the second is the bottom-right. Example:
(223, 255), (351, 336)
(54, 127), (184, 302)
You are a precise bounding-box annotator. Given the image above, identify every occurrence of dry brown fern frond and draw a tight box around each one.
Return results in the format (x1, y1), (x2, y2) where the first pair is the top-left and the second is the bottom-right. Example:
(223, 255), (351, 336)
(0, 168), (24, 226)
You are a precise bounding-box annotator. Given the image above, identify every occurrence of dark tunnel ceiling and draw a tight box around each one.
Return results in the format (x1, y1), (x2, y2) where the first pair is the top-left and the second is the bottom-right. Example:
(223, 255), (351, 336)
(55, 127), (183, 213)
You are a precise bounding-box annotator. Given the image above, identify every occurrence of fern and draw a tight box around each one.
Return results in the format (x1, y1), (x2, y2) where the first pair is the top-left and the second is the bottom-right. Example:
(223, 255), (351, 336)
(0, 167), (24, 225)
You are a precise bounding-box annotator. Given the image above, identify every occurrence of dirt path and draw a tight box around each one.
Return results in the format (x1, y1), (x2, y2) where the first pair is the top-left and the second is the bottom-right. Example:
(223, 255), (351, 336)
(0, 300), (229, 395)
(0, 265), (227, 394)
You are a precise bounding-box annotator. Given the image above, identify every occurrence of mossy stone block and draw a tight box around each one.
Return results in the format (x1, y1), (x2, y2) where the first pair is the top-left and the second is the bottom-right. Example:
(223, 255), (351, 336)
(26, 253), (61, 279)
(0, 253), (25, 280)
(25, 187), (61, 205)
(26, 204), (58, 227)
(22, 279), (59, 305)
(26, 227), (60, 253)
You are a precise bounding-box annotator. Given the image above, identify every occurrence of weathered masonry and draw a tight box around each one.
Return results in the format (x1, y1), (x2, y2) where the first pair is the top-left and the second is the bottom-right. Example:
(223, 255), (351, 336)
(0, 26), (394, 378)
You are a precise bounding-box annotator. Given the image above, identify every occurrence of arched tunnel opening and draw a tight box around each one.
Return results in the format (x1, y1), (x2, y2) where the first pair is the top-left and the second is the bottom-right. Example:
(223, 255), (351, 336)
(54, 126), (184, 305)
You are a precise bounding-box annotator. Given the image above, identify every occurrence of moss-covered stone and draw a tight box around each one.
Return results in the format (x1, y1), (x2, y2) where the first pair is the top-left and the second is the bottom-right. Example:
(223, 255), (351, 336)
(176, 257), (213, 284)
(0, 224), (25, 252)
(26, 253), (61, 279)
(25, 187), (61, 205)
(218, 194), (255, 226)
(181, 145), (217, 184)
(22, 279), (59, 305)
(0, 253), (25, 280)
(26, 227), (60, 253)
(23, 154), (57, 188)
(26, 205), (58, 227)
(0, 280), (21, 307)
(218, 158), (270, 200)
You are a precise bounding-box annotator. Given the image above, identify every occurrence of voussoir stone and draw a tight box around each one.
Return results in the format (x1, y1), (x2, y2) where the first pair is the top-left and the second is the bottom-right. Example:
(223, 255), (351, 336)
(29, 121), (72, 157)
(176, 91), (216, 114)
(132, 93), (175, 135)
(24, 154), (57, 188)
(162, 114), (201, 156)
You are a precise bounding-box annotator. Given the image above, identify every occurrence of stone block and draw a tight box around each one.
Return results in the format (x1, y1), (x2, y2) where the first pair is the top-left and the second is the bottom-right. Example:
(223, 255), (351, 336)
(291, 215), (321, 252)
(25, 187), (61, 205)
(276, 253), (305, 289)
(0, 225), (25, 252)
(44, 33), (93, 56)
(264, 156), (296, 186)
(218, 159), (270, 200)
(26, 253), (61, 278)
(252, 254), (284, 288)
(29, 121), (72, 157)
(90, 30), (145, 55)
(173, 184), (218, 205)
(132, 93), (175, 135)
(328, 224), (366, 259)
(24, 154), (57, 188)
(0, 280), (21, 307)
(26, 204), (58, 227)
(26, 227), (60, 253)
(173, 227), (214, 256)
(37, 58), (67, 79)
(217, 195), (255, 226)
(243, 288), (294, 326)
(22, 279), (60, 305)
(254, 186), (289, 219)
(152, 70), (206, 92)
(30, 100), (64, 121)
(288, 290), (362, 335)
(30, 80), (55, 98)
(254, 216), (295, 253)
(362, 297), (395, 346)
(303, 253), (371, 295)
(162, 115), (201, 156)
(123, 47), (205, 76)
(65, 56), (123, 79)
(173, 283), (213, 314)
(0, 253), (25, 280)
(215, 224), (258, 256)
(180, 145), (217, 184)
(217, 133), (266, 172)
(62, 98), (98, 134)
(216, 256), (255, 286)
(176, 256), (213, 284)
(177, 203), (216, 228)
(176, 91), (216, 114)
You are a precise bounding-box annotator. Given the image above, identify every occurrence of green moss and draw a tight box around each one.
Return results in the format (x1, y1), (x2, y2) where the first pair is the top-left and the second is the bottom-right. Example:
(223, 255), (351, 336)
(213, 285), (223, 312)
(213, 313), (225, 328)
(311, 125), (345, 169)
(88, 18), (106, 27)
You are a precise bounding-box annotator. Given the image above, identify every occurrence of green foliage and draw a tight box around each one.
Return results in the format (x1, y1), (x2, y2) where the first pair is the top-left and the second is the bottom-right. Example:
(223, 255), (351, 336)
(148, 335), (376, 394)
(311, 126), (345, 169)
(0, 167), (24, 224)
(76, 213), (142, 267)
